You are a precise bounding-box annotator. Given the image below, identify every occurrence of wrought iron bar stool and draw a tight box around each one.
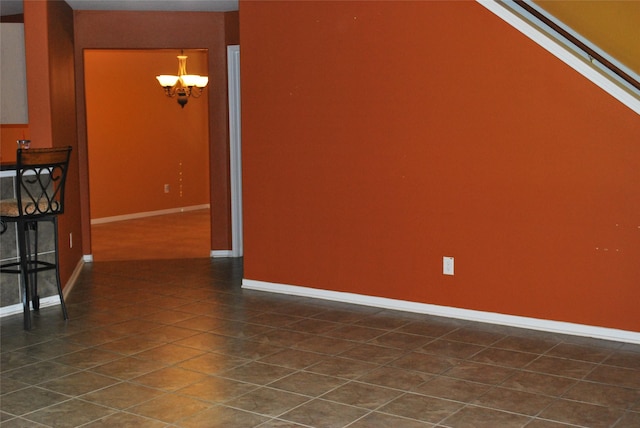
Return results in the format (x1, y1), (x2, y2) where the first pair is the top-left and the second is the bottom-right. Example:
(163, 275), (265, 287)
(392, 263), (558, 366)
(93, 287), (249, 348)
(0, 147), (72, 330)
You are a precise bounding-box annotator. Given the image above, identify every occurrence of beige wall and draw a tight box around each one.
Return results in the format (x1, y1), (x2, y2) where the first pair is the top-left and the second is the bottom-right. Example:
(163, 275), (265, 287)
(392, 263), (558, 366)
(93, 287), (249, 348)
(535, 0), (640, 75)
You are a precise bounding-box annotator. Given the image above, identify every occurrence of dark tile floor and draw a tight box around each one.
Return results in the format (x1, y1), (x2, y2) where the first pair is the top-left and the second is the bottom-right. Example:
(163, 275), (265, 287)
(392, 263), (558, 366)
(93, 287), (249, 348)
(1, 258), (639, 427)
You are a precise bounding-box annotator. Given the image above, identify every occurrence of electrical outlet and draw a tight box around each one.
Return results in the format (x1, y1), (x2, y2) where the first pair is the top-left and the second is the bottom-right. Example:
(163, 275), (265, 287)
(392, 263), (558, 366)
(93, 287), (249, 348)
(164, 184), (170, 193)
(443, 256), (454, 275)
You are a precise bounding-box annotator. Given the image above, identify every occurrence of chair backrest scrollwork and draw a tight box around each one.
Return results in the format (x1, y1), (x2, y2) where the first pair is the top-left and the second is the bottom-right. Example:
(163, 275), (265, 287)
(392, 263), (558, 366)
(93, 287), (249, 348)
(15, 147), (72, 218)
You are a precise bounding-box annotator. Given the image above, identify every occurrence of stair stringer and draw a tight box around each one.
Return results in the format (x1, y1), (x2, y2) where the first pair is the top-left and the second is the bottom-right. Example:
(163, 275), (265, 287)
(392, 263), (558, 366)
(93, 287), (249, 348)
(477, 0), (640, 115)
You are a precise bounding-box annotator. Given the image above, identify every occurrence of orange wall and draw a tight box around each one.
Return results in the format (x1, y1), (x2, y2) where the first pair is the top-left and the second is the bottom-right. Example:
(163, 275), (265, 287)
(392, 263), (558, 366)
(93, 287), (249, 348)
(0, 125), (29, 162)
(23, 0), (83, 285)
(84, 50), (210, 219)
(240, 1), (640, 332)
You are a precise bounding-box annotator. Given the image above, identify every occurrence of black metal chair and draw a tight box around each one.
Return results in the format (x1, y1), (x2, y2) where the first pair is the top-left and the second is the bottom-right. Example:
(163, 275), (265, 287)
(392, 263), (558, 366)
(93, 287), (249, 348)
(0, 147), (72, 330)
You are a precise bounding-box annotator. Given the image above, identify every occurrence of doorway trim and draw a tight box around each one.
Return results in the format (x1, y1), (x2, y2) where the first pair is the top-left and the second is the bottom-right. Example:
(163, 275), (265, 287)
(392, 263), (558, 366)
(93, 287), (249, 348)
(227, 45), (243, 258)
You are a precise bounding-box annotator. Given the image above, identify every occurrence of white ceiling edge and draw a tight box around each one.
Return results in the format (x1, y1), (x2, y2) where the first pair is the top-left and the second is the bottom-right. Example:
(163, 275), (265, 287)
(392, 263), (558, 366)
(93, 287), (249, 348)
(1, 0), (238, 16)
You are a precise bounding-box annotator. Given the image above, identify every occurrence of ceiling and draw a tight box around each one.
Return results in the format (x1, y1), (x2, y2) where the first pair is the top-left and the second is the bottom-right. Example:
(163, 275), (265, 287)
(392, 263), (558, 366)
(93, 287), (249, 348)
(0, 0), (239, 16)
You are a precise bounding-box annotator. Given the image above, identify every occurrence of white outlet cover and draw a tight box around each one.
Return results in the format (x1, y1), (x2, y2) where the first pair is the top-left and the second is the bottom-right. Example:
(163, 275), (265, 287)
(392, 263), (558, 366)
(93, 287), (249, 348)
(443, 256), (454, 275)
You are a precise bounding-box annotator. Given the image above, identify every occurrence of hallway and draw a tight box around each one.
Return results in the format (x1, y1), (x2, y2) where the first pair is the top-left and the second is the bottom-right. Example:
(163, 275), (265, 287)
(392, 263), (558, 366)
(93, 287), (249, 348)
(90, 209), (211, 261)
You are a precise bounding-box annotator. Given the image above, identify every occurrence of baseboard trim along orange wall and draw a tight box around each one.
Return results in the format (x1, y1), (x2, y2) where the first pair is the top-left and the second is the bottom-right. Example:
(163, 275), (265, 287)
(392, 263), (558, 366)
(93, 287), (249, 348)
(243, 279), (640, 345)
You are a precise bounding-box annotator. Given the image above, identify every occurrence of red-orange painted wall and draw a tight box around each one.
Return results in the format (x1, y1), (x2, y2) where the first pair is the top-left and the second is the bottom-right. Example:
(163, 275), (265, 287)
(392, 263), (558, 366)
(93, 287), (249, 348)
(240, 1), (640, 331)
(0, 125), (29, 162)
(23, 0), (83, 285)
(84, 50), (210, 219)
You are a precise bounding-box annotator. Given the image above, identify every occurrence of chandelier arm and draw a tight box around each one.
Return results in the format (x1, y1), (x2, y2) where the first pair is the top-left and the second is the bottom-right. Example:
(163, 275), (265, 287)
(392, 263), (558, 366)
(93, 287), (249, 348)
(189, 87), (205, 98)
(157, 53), (207, 107)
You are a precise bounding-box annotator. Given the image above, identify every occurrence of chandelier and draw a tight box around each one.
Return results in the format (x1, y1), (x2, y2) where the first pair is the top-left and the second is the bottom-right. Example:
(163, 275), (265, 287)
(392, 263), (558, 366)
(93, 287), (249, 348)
(156, 51), (208, 108)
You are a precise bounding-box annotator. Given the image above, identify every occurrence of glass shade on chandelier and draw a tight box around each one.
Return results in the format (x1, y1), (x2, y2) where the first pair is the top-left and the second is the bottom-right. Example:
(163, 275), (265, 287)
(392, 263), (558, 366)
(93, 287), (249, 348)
(156, 53), (208, 108)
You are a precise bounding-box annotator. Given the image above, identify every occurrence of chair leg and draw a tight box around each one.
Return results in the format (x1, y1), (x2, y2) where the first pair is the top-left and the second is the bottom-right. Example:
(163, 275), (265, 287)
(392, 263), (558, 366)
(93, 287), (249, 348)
(52, 217), (68, 320)
(27, 222), (40, 311)
(17, 221), (32, 330)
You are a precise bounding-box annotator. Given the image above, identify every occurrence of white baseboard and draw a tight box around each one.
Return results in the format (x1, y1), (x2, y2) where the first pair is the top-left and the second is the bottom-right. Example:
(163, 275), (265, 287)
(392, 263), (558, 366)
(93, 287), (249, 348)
(91, 204), (210, 225)
(211, 250), (233, 258)
(242, 279), (640, 345)
(0, 296), (63, 317)
(83, 251), (238, 260)
(62, 257), (85, 299)
(0, 257), (84, 318)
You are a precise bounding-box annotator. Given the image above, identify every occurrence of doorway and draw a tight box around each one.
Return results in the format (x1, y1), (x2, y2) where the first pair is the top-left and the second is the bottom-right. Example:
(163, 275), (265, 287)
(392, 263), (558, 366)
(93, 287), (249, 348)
(84, 49), (211, 261)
